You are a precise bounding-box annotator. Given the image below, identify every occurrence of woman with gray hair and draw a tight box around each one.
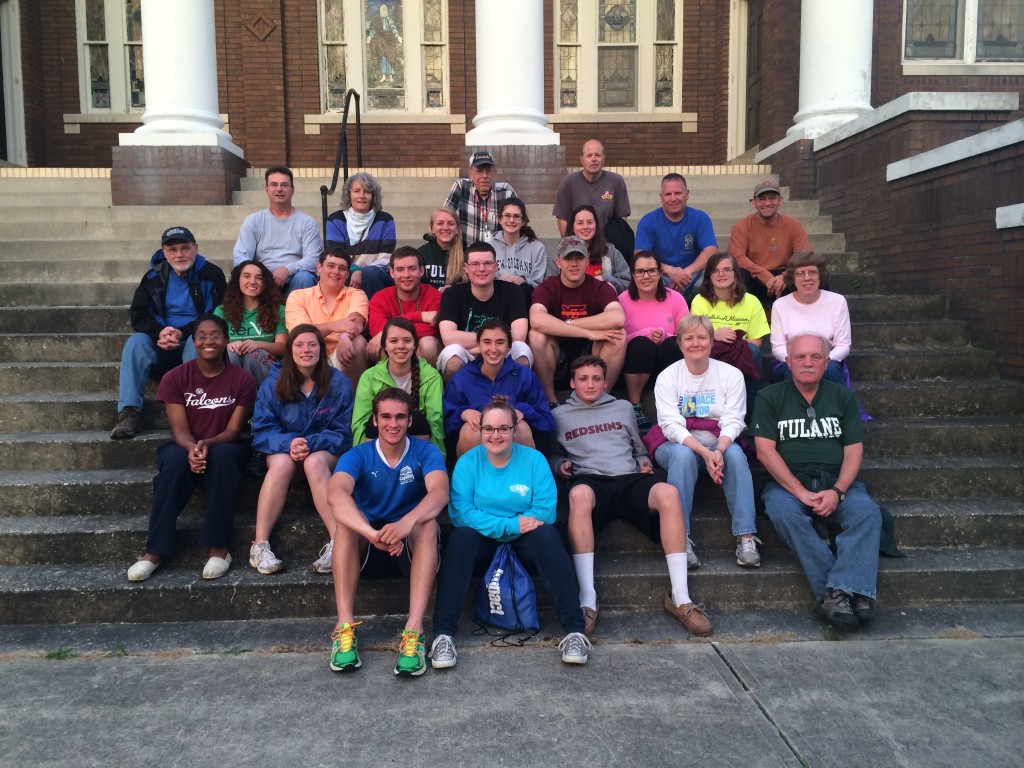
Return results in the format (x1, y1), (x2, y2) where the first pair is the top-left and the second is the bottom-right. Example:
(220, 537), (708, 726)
(652, 314), (760, 570)
(326, 172), (397, 299)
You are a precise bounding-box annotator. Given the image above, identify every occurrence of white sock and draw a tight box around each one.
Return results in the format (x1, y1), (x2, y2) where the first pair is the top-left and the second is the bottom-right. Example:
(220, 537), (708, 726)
(666, 553), (691, 606)
(573, 553), (597, 609)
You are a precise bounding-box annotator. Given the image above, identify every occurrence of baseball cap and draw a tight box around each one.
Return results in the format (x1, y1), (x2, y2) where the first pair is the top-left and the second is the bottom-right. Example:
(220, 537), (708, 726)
(752, 180), (781, 198)
(470, 151), (496, 168)
(161, 226), (196, 245)
(557, 236), (589, 260)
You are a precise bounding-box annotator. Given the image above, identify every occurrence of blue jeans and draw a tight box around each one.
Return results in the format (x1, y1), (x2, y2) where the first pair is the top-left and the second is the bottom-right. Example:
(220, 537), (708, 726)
(761, 479), (881, 600)
(358, 265), (395, 300)
(654, 441), (756, 536)
(284, 270), (317, 297)
(117, 333), (195, 412)
(432, 526), (583, 637)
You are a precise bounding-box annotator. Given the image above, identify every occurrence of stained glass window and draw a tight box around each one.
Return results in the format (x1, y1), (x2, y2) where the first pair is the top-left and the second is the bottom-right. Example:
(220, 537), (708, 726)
(977, 0), (1024, 59)
(905, 0), (960, 58)
(322, 0), (347, 110)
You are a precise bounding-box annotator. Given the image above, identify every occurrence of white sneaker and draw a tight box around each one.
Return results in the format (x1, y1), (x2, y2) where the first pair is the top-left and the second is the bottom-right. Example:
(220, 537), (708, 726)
(127, 558), (159, 582)
(558, 632), (592, 665)
(736, 535), (762, 568)
(429, 634), (457, 669)
(686, 536), (700, 569)
(311, 540), (333, 574)
(249, 541), (284, 575)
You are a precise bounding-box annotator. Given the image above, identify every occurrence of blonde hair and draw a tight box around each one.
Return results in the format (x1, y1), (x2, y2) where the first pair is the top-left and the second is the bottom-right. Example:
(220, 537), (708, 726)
(430, 207), (466, 286)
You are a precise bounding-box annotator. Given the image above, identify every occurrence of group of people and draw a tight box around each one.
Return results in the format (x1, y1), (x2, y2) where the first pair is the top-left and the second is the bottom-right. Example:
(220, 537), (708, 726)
(111, 146), (884, 677)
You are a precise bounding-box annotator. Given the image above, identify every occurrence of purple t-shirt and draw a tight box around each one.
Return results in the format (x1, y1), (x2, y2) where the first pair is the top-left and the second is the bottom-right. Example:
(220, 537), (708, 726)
(156, 360), (257, 441)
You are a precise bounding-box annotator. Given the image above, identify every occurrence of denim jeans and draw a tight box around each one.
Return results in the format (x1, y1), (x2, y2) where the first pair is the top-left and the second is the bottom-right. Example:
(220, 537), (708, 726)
(653, 441), (757, 537)
(357, 264), (395, 300)
(117, 333), (195, 412)
(432, 525), (583, 637)
(284, 269), (317, 297)
(761, 479), (881, 600)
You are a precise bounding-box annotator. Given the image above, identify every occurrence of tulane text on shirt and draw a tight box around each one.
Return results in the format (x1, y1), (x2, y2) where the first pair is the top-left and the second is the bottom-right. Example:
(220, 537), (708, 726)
(776, 417), (843, 440)
(563, 421), (623, 441)
(184, 389), (237, 410)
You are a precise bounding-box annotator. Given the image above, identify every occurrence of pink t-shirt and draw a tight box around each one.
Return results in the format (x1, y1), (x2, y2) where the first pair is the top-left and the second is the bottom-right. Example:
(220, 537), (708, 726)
(156, 361), (257, 441)
(618, 288), (689, 342)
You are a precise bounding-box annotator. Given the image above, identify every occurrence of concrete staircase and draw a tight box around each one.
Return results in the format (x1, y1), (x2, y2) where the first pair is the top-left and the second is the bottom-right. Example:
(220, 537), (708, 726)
(0, 170), (1021, 626)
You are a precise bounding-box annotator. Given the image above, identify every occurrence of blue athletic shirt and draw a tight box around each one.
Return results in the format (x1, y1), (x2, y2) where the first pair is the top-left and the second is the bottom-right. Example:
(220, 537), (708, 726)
(334, 437), (446, 524)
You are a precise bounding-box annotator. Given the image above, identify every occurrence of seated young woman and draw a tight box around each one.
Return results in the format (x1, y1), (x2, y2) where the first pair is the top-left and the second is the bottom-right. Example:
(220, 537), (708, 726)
(214, 260), (287, 387)
(618, 250), (689, 429)
(689, 251), (770, 419)
(249, 324), (354, 575)
(351, 317), (445, 455)
(429, 396), (592, 669)
(442, 319), (554, 458)
(126, 314), (256, 582)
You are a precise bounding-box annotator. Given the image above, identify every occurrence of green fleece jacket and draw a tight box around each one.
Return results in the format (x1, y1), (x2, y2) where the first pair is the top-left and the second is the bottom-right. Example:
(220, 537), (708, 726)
(351, 357), (446, 456)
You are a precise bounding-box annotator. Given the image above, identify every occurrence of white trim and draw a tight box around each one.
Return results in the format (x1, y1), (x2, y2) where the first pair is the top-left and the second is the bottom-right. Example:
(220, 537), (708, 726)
(903, 62), (1024, 76)
(814, 92), (1019, 151)
(996, 203), (1024, 230)
(754, 128), (805, 164)
(0, 0), (27, 165)
(887, 119), (1024, 181)
(726, 0), (747, 160)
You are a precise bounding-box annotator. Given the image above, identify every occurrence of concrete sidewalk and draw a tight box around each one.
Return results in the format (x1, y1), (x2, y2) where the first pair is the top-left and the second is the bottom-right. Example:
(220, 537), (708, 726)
(2, 605), (1023, 767)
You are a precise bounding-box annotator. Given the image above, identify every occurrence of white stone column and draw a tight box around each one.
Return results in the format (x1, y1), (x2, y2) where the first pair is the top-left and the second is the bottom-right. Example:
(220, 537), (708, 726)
(787, 0), (873, 139)
(465, 0), (558, 146)
(119, 0), (242, 156)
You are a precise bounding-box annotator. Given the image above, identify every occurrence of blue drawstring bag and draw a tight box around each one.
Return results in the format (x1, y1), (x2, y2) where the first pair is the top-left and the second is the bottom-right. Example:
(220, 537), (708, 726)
(473, 543), (539, 632)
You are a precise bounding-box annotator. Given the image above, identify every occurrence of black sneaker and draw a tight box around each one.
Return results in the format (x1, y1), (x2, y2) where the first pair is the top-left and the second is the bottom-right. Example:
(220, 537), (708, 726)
(245, 451), (267, 478)
(815, 588), (859, 628)
(851, 594), (876, 623)
(110, 407), (141, 440)
(632, 402), (652, 430)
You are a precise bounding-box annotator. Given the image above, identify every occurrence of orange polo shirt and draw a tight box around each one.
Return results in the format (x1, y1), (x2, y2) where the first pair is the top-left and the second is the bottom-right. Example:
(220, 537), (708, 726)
(285, 284), (369, 357)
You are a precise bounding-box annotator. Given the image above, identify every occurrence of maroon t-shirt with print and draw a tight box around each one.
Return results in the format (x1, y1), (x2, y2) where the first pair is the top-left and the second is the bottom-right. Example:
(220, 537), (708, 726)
(531, 274), (619, 322)
(156, 361), (256, 441)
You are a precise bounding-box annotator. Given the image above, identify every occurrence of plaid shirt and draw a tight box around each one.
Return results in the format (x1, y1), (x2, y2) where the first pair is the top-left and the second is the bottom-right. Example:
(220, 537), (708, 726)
(443, 179), (517, 246)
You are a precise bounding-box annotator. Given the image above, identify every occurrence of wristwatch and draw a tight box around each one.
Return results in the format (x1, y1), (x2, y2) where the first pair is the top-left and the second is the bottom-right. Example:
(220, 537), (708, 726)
(830, 486), (846, 502)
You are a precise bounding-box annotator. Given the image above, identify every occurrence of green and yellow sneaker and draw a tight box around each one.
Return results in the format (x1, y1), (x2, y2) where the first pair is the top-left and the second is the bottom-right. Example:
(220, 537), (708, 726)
(394, 629), (426, 677)
(329, 622), (362, 672)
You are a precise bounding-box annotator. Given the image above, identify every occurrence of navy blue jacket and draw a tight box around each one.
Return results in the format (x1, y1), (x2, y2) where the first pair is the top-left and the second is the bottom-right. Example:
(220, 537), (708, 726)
(129, 249), (226, 341)
(442, 356), (554, 435)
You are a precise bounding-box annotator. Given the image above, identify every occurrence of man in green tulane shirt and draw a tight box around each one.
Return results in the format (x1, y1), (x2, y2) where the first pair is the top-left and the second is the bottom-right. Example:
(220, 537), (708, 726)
(751, 333), (881, 629)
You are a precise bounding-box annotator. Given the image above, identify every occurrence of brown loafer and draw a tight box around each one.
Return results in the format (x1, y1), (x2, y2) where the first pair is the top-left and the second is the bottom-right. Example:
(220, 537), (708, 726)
(663, 595), (713, 636)
(582, 603), (599, 638)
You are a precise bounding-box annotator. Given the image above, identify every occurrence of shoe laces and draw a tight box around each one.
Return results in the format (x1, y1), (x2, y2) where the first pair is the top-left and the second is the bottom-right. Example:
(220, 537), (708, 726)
(398, 629), (422, 658)
(558, 632), (593, 655)
(431, 634), (455, 659)
(738, 535), (761, 553)
(331, 621), (362, 652)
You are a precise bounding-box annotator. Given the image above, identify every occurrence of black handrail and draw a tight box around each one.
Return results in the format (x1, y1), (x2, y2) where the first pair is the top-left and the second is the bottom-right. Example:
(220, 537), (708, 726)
(320, 89), (363, 244)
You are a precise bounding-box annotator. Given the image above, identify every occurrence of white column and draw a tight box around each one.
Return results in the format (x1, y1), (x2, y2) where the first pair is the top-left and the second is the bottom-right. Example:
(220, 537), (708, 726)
(787, 0), (873, 139)
(119, 0), (242, 156)
(465, 0), (559, 146)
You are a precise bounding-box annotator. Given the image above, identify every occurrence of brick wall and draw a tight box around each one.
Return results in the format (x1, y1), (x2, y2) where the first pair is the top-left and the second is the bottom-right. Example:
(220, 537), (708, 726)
(794, 114), (1024, 381)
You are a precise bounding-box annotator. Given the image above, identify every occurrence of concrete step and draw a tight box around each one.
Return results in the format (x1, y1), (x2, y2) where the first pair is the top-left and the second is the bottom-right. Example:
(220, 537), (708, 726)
(846, 294), (947, 322)
(855, 378), (1024, 418)
(855, 320), (971, 348)
(862, 417), (1024, 455)
(0, 306), (128, 334)
(0, 431), (168, 470)
(0, 393), (162, 432)
(0, 545), (1017, 624)
(0, 333), (127, 363)
(2, 491), (1019, 566)
(0, 282), (139, 307)
(848, 347), (997, 380)
(0, 362), (119, 395)
(858, 455), (1024, 499)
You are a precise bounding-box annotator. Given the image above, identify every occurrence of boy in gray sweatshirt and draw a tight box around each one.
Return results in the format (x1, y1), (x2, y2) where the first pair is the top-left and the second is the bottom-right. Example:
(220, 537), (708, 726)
(551, 354), (712, 639)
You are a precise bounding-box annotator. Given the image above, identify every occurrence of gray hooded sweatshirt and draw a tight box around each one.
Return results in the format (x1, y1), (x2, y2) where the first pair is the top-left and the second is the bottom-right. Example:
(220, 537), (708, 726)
(551, 391), (647, 477)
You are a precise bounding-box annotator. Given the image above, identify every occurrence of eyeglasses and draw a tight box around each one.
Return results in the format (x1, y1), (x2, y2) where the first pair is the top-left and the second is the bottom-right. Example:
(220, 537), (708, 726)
(482, 425), (514, 434)
(806, 406), (816, 420)
(500, 213), (523, 221)
(632, 268), (660, 277)
(465, 261), (496, 270)
(794, 269), (819, 279)
(712, 267), (735, 275)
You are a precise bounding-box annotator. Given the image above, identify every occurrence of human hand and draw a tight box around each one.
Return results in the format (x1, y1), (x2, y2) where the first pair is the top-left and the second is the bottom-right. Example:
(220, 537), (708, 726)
(714, 327), (737, 344)
(157, 326), (182, 351)
(272, 267), (290, 288)
(766, 274), (786, 298)
(704, 448), (724, 485)
(188, 441), (208, 473)
(349, 271), (363, 289)
(289, 437), (309, 462)
(334, 335), (355, 366)
(518, 516), (543, 534)
(558, 460), (573, 478)
(639, 458), (654, 474)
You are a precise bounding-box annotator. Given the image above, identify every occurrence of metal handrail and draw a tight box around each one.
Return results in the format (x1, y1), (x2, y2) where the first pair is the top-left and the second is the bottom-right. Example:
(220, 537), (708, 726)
(320, 89), (363, 244)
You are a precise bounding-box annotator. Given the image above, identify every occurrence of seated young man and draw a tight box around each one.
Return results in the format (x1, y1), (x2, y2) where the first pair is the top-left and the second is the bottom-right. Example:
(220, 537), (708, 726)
(366, 246), (442, 366)
(551, 355), (712, 639)
(327, 388), (449, 676)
